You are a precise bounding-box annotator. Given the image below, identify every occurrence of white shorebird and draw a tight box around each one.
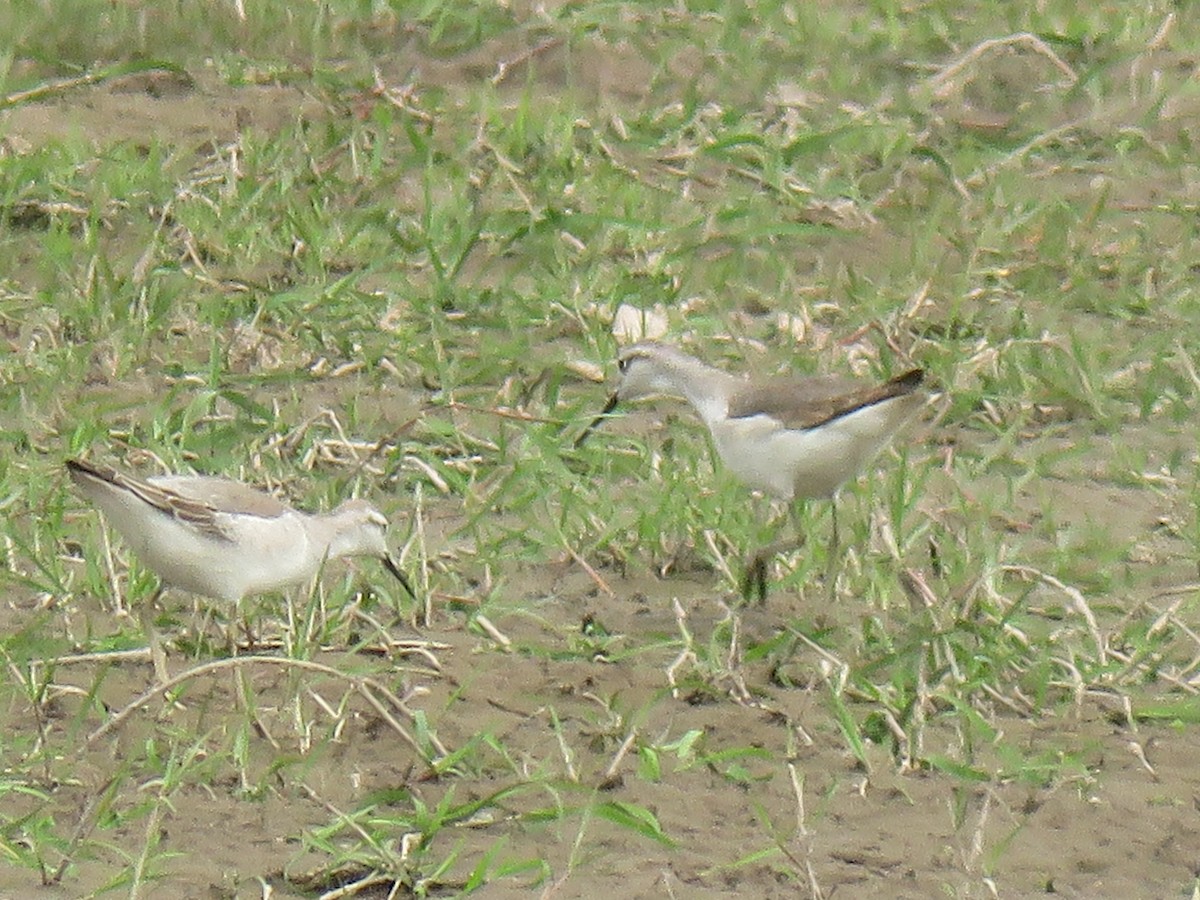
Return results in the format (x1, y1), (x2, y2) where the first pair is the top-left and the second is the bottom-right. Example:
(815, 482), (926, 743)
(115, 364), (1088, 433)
(577, 340), (927, 599)
(66, 458), (415, 679)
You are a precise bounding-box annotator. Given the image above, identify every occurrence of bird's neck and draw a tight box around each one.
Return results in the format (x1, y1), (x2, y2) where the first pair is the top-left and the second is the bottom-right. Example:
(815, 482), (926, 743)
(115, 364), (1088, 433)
(314, 515), (360, 561)
(656, 352), (740, 426)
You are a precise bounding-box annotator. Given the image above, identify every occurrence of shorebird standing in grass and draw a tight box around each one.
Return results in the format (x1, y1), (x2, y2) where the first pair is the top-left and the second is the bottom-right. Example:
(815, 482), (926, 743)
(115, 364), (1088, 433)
(66, 457), (415, 681)
(577, 341), (927, 599)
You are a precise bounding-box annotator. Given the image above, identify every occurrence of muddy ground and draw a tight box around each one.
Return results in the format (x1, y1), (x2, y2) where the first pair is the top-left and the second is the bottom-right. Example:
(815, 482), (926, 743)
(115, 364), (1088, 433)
(2, 19), (1199, 900)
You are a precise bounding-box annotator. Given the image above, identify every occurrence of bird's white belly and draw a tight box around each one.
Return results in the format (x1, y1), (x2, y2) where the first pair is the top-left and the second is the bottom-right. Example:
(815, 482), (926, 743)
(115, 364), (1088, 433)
(111, 504), (318, 602)
(711, 404), (913, 501)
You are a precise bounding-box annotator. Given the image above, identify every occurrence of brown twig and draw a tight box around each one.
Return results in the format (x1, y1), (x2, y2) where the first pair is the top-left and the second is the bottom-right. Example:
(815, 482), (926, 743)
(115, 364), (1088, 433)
(491, 38), (565, 86)
(82, 655), (443, 771)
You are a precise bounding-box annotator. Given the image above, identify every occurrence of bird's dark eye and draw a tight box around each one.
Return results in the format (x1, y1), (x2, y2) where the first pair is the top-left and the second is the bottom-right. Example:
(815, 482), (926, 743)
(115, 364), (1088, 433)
(617, 357), (629, 373)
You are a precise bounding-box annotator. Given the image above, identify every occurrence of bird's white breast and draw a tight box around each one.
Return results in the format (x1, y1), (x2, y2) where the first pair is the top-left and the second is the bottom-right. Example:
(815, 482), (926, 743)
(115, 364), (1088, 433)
(710, 393), (922, 501)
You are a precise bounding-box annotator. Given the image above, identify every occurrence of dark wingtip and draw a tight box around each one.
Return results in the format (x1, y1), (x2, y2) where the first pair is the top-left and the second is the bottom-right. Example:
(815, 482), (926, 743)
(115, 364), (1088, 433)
(573, 392), (621, 449)
(382, 553), (418, 601)
(892, 368), (925, 391)
(65, 457), (109, 484)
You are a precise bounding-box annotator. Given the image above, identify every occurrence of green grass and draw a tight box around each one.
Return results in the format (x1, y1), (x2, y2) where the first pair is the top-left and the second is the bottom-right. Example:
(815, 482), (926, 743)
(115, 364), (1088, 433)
(2, 0), (1200, 895)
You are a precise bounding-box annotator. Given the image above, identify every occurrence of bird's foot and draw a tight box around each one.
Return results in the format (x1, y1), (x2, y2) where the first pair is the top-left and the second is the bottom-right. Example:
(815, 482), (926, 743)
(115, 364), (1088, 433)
(740, 553), (771, 604)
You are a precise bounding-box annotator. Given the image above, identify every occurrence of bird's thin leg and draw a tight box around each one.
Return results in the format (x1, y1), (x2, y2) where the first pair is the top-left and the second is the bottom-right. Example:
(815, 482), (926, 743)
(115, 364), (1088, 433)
(226, 600), (258, 657)
(740, 549), (771, 604)
(831, 498), (840, 558)
(140, 585), (169, 684)
(824, 496), (840, 599)
(740, 501), (807, 603)
(241, 606), (255, 652)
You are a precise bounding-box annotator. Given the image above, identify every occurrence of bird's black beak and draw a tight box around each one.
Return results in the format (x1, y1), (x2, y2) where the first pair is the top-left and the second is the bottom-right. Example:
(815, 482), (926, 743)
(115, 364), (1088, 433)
(381, 553), (418, 600)
(574, 392), (620, 449)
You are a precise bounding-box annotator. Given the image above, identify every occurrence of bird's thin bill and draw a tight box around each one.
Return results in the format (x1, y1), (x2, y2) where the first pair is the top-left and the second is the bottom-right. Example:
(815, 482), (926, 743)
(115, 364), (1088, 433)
(573, 393), (620, 449)
(381, 553), (418, 600)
